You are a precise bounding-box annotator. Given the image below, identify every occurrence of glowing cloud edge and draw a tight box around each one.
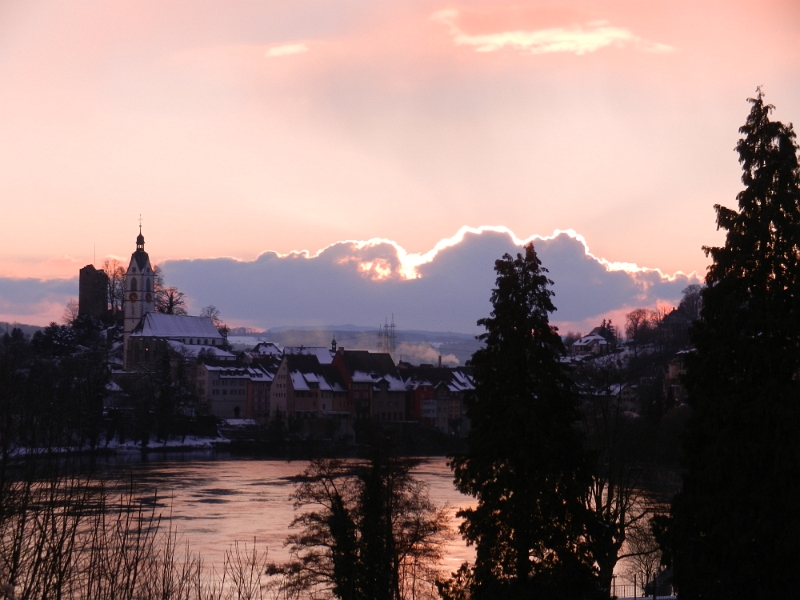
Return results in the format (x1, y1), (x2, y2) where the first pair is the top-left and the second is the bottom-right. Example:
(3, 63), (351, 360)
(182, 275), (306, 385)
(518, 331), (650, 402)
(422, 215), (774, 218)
(247, 226), (700, 283)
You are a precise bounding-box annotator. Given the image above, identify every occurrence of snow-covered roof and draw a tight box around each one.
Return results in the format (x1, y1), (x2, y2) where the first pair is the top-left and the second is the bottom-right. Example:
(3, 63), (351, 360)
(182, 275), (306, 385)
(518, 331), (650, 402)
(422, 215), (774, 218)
(167, 341), (235, 360)
(449, 370), (475, 392)
(254, 342), (282, 356)
(202, 365), (276, 380)
(284, 346), (334, 364)
(132, 313), (223, 340)
(105, 381), (123, 392)
(290, 371), (310, 391)
(221, 418), (258, 427)
(401, 366), (475, 394)
(283, 354), (347, 393)
(572, 334), (609, 347)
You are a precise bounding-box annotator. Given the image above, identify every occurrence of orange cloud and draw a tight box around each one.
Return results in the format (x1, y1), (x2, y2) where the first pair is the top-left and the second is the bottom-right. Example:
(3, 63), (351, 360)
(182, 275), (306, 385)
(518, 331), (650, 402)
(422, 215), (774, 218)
(432, 9), (673, 55)
(266, 43), (309, 58)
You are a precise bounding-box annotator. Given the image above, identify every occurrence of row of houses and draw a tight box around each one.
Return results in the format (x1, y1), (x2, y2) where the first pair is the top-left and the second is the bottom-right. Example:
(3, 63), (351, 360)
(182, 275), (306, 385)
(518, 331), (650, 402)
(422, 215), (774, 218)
(195, 343), (475, 437)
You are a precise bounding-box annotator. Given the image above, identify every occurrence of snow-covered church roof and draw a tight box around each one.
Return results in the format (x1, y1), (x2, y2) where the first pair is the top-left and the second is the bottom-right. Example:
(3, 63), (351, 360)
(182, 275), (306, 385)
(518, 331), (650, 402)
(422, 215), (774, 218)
(131, 313), (223, 341)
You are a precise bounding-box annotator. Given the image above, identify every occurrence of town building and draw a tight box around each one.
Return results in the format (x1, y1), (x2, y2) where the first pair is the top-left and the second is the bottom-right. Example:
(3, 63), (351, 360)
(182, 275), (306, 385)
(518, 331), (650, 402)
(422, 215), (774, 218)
(269, 352), (348, 420)
(331, 349), (407, 422)
(400, 364), (474, 435)
(197, 363), (276, 420)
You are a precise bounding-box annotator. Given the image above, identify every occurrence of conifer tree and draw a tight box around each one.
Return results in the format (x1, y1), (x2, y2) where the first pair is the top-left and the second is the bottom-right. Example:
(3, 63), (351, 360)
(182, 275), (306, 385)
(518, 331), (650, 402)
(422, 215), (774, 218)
(669, 90), (800, 598)
(450, 243), (596, 599)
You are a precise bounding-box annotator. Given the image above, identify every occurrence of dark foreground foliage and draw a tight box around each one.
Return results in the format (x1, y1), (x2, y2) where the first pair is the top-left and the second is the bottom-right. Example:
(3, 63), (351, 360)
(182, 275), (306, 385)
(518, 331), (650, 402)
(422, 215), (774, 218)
(666, 90), (800, 599)
(447, 244), (599, 600)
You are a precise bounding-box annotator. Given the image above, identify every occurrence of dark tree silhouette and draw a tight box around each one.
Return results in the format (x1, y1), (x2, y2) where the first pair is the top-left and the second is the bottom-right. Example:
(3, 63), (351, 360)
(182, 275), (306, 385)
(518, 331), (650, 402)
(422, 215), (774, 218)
(103, 258), (126, 319)
(273, 454), (449, 600)
(199, 305), (223, 328)
(668, 90), (800, 598)
(449, 243), (596, 599)
(152, 264), (188, 315)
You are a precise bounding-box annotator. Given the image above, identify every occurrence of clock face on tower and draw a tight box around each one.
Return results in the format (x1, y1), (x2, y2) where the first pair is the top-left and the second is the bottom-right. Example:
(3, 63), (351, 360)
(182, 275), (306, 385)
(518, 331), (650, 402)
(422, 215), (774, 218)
(145, 293), (152, 302)
(129, 292), (138, 302)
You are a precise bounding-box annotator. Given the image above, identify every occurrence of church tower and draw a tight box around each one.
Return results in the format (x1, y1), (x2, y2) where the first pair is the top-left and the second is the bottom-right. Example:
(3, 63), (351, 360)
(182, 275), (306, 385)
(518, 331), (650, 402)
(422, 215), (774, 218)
(123, 226), (155, 367)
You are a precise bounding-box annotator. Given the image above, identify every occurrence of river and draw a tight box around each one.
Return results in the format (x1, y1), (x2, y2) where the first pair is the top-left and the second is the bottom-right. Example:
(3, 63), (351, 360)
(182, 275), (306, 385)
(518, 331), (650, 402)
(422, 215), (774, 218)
(93, 452), (475, 575)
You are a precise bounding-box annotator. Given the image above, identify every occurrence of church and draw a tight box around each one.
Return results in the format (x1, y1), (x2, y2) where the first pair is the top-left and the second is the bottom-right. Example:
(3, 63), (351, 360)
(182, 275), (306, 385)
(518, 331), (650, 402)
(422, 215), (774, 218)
(121, 227), (227, 370)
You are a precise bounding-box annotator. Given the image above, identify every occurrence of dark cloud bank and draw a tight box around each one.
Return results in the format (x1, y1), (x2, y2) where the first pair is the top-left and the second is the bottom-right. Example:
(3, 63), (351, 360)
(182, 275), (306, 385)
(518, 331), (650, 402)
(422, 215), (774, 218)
(159, 230), (700, 333)
(0, 231), (700, 332)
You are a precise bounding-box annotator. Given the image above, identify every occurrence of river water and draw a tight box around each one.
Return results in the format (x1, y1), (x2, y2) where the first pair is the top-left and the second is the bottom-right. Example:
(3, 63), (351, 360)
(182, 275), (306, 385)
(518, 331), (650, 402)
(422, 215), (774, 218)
(93, 453), (475, 575)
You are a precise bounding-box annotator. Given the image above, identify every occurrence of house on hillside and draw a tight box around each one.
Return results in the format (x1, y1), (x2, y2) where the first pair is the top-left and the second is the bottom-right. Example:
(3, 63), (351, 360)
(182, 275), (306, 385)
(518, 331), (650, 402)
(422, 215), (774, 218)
(571, 333), (610, 356)
(664, 349), (691, 404)
(571, 324), (618, 356)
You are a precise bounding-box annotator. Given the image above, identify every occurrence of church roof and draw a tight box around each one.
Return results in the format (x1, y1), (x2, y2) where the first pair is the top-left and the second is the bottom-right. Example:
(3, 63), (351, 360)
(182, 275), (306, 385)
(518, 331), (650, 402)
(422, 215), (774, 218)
(131, 313), (223, 340)
(132, 250), (150, 271)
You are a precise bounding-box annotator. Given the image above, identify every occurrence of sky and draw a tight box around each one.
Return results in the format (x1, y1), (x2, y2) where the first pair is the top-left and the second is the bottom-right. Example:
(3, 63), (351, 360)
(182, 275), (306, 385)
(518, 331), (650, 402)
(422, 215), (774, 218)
(1, 0), (799, 331)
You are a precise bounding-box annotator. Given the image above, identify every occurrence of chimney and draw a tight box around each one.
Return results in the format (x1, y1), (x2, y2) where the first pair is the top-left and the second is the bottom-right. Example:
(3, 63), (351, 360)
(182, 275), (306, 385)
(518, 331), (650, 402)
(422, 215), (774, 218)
(438, 355), (442, 368)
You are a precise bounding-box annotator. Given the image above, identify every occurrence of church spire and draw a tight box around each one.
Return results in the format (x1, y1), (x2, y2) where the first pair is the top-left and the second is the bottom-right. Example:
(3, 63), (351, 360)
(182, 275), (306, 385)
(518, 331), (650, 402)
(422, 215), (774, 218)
(136, 215), (145, 251)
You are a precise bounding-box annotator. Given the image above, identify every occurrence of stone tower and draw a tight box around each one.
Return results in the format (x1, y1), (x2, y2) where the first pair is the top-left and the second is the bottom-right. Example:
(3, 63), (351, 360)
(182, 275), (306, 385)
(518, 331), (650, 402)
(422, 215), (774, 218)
(123, 226), (156, 368)
(78, 264), (109, 319)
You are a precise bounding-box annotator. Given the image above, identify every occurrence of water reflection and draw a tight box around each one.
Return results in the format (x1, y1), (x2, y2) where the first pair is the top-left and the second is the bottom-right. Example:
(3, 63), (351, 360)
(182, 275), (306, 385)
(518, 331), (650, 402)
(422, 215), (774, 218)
(94, 454), (475, 573)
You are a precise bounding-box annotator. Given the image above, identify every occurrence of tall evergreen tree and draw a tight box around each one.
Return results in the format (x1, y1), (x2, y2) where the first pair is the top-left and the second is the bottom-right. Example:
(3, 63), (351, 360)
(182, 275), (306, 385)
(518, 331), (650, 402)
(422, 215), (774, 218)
(669, 91), (800, 598)
(450, 243), (596, 599)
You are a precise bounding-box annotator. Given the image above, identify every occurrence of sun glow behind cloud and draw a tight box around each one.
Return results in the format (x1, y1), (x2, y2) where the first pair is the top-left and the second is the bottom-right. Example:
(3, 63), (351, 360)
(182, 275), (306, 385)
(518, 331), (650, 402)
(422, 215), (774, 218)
(432, 9), (673, 55)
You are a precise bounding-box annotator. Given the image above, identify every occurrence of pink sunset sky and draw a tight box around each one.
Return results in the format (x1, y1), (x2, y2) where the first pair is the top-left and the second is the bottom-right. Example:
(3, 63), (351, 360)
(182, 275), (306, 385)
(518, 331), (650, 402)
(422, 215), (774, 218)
(1, 0), (799, 328)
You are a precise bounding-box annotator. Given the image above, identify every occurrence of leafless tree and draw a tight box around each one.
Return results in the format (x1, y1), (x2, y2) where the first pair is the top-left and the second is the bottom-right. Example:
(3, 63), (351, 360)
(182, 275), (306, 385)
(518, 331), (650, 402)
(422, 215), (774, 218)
(679, 284), (703, 321)
(0, 464), (277, 600)
(562, 330), (583, 350)
(621, 519), (662, 593)
(578, 360), (652, 598)
(103, 259), (126, 318)
(156, 287), (188, 315)
(62, 298), (79, 325)
(268, 458), (450, 600)
(200, 306), (223, 329)
(152, 265), (188, 315)
(625, 308), (651, 356)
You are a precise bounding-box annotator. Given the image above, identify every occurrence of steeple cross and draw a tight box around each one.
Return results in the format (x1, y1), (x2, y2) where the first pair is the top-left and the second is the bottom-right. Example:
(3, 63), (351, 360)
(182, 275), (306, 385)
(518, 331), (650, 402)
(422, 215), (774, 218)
(139, 214), (143, 234)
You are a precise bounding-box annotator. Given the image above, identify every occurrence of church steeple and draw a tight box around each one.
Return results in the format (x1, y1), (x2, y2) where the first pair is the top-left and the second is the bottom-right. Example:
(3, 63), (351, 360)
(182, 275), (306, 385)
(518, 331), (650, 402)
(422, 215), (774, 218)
(124, 221), (155, 369)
